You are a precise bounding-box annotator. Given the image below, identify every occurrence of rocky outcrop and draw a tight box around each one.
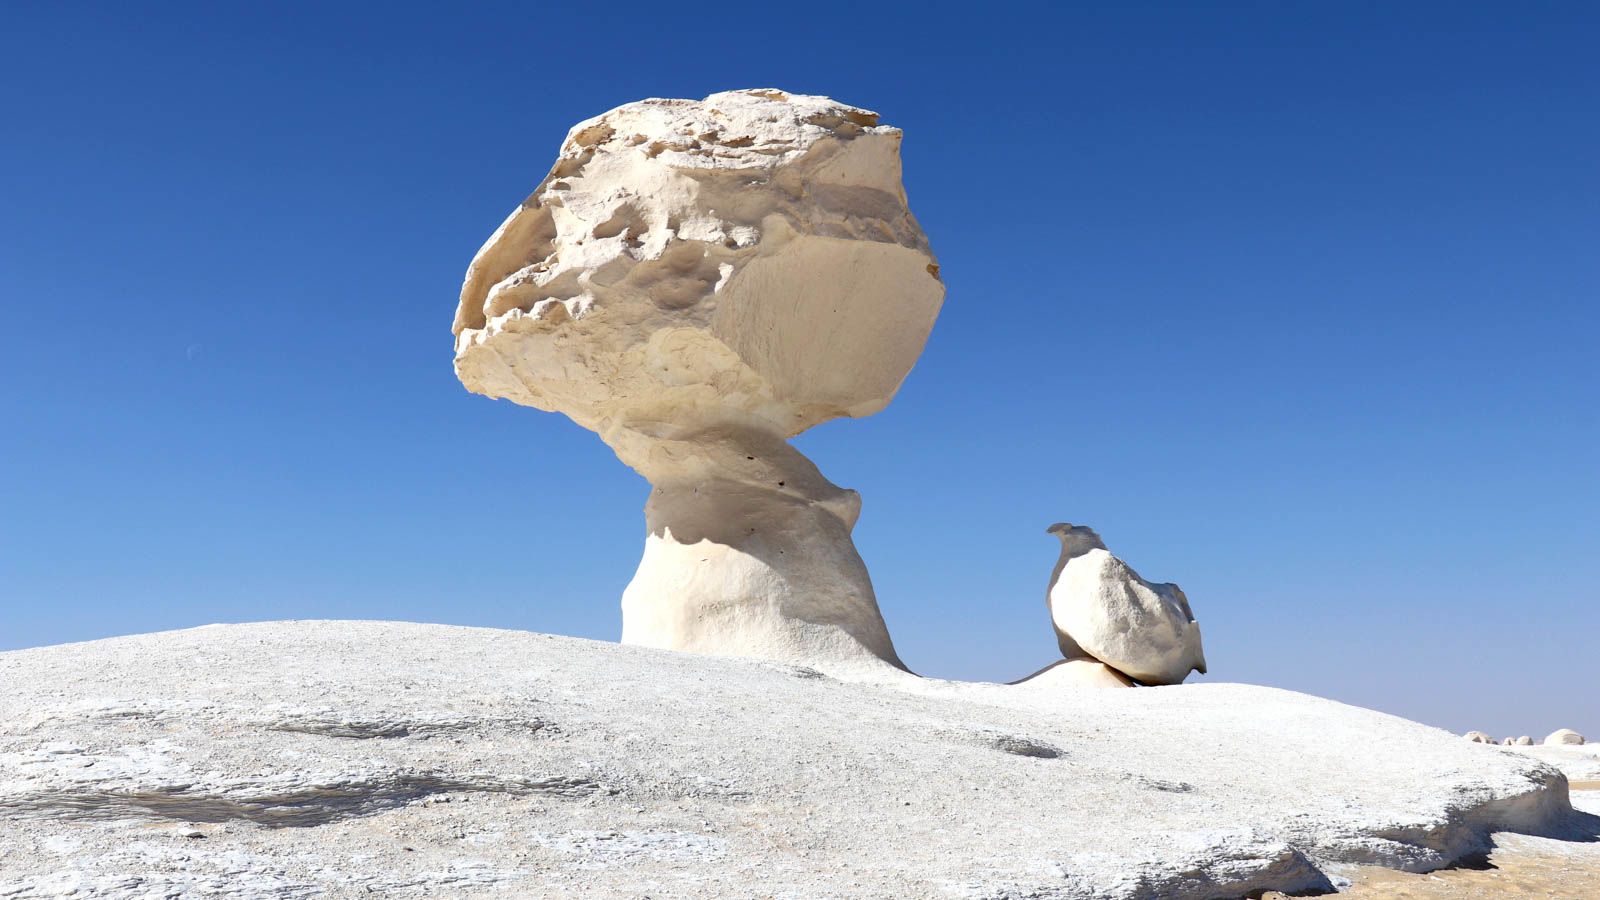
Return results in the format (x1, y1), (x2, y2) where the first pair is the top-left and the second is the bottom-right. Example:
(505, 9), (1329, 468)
(1546, 729), (1587, 746)
(452, 90), (943, 673)
(1465, 731), (1494, 743)
(0, 622), (1587, 899)
(1043, 524), (1207, 685)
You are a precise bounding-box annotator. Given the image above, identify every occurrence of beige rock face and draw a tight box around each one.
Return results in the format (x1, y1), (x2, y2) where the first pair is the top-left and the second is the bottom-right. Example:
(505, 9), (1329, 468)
(1044, 524), (1207, 686)
(452, 90), (943, 672)
(1465, 731), (1494, 744)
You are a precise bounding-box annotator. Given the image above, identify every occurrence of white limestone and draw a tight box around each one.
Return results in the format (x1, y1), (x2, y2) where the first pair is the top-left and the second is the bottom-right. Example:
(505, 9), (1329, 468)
(451, 90), (943, 672)
(1009, 658), (1135, 690)
(1044, 524), (1207, 685)
(1465, 731), (1494, 743)
(1545, 728), (1587, 746)
(1507, 740), (1600, 783)
(0, 622), (1588, 899)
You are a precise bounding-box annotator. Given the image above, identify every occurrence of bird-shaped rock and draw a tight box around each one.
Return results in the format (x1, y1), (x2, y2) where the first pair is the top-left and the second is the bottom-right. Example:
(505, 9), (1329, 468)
(1045, 523), (1207, 686)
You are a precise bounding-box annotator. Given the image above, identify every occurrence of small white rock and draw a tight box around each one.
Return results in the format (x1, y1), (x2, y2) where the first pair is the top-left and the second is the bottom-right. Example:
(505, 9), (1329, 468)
(1043, 524), (1206, 686)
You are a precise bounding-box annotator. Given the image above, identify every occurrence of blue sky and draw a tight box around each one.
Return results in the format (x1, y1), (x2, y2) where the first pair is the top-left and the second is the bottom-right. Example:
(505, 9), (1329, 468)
(2, 2), (1595, 740)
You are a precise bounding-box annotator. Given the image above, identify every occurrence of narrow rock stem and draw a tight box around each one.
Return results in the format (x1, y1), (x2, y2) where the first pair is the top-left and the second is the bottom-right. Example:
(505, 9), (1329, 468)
(608, 422), (905, 672)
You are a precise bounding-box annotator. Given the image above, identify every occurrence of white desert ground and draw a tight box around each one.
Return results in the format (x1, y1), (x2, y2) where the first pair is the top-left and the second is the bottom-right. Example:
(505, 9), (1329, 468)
(1, 621), (1596, 899)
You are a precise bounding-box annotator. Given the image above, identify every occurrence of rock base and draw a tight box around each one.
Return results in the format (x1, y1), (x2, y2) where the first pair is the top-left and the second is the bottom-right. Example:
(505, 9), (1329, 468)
(0, 622), (1590, 899)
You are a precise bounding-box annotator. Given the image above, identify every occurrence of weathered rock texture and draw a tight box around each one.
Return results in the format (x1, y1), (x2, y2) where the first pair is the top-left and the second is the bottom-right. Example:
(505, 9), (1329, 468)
(452, 90), (943, 672)
(1546, 729), (1587, 746)
(1010, 658), (1136, 690)
(0, 622), (1590, 899)
(1044, 524), (1207, 685)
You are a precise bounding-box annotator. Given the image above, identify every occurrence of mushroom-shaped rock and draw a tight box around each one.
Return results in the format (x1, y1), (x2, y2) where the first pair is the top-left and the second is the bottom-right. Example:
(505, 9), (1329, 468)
(1043, 524), (1206, 685)
(1516, 736), (1534, 745)
(452, 90), (943, 672)
(1464, 731), (1493, 744)
(1544, 728), (1587, 746)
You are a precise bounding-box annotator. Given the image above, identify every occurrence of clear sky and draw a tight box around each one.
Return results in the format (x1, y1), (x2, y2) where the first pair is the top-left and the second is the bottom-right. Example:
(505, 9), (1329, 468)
(2, 2), (1595, 740)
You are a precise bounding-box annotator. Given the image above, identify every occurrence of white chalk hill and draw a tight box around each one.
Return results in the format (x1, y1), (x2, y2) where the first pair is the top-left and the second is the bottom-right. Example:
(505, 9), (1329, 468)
(0, 622), (1591, 899)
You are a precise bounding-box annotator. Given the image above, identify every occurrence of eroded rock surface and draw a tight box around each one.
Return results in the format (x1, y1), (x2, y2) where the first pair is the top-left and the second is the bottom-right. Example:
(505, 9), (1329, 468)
(0, 622), (1588, 899)
(1044, 524), (1207, 685)
(452, 89), (943, 672)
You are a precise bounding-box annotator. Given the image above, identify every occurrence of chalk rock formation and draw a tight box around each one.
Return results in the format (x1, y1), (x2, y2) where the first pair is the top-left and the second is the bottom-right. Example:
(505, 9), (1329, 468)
(1545, 729), (1587, 746)
(1465, 731), (1494, 744)
(451, 90), (943, 671)
(1010, 658), (1136, 691)
(1517, 736), (1534, 745)
(0, 622), (1584, 898)
(1044, 524), (1207, 685)
(1507, 738), (1600, 783)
